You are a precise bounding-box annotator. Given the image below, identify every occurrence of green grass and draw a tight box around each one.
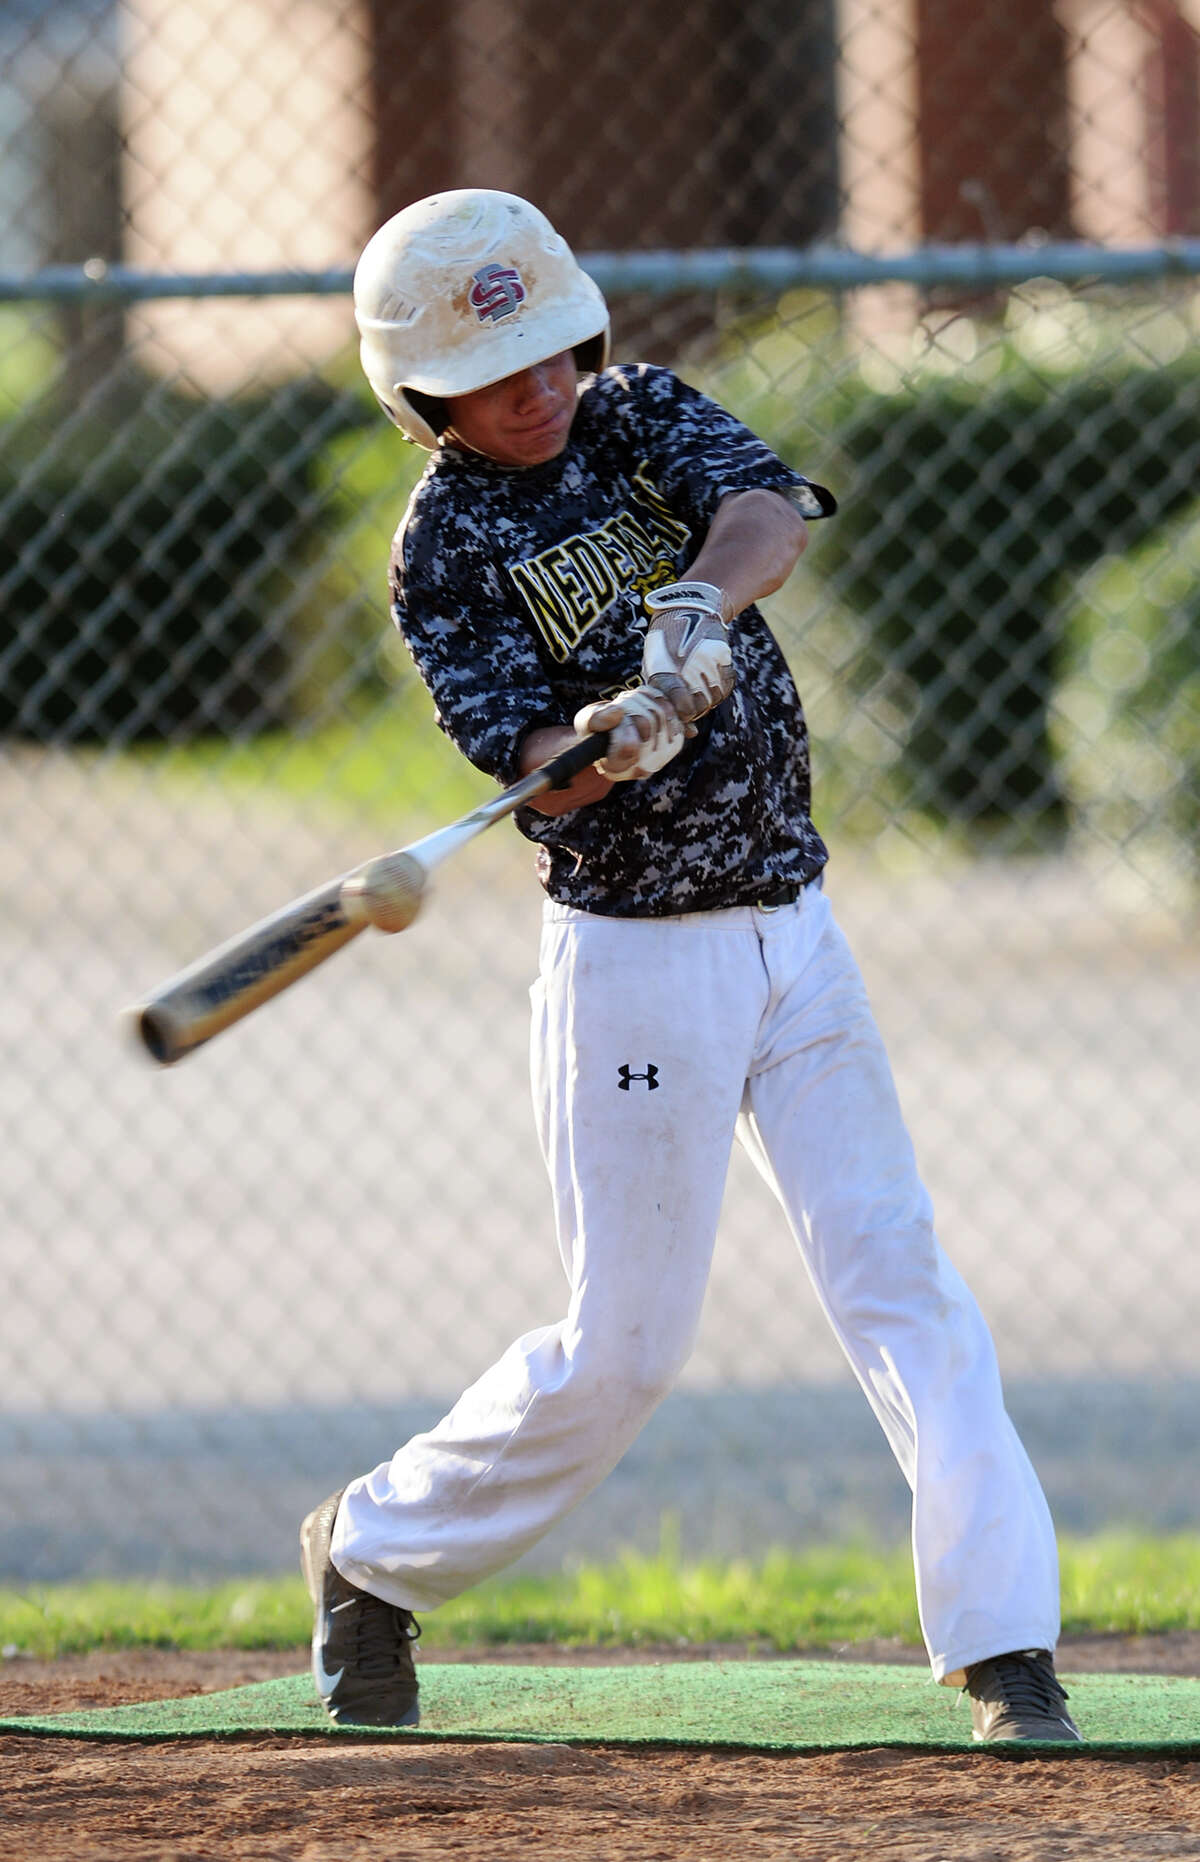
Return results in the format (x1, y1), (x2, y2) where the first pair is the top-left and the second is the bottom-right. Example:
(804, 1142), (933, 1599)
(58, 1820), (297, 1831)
(117, 682), (492, 832)
(3, 1534), (1199, 1662)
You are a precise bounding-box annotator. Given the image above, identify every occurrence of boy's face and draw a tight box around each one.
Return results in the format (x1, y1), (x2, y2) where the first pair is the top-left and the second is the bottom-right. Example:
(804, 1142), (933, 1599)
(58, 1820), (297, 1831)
(444, 350), (579, 467)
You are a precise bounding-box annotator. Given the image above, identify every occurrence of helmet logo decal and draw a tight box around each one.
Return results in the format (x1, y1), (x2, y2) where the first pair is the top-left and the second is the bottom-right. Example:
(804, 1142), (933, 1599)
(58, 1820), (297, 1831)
(468, 263), (526, 324)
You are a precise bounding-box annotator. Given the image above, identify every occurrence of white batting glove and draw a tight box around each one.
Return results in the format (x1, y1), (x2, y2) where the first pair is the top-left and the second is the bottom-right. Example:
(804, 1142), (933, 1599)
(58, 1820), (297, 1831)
(642, 580), (735, 724)
(573, 685), (686, 781)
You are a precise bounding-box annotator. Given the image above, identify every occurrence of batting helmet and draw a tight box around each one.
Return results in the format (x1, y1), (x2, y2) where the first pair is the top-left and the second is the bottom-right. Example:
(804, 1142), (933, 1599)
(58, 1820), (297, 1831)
(354, 189), (611, 448)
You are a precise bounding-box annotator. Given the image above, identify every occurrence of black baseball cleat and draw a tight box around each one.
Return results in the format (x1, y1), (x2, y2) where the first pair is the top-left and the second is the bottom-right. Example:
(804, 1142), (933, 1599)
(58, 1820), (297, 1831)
(299, 1490), (421, 1727)
(964, 1649), (1081, 1743)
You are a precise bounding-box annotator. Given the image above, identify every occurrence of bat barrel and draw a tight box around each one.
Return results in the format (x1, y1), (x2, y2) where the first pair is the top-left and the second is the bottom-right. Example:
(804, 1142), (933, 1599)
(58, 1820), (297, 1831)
(122, 735), (608, 1067)
(124, 876), (366, 1066)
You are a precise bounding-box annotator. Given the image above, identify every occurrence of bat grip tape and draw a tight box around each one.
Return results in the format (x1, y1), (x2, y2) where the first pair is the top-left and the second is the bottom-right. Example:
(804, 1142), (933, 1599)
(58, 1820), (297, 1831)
(540, 731), (610, 789)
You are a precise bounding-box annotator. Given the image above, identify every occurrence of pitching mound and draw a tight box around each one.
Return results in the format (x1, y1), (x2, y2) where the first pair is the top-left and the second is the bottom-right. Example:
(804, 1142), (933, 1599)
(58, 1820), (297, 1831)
(3, 1638), (1199, 1859)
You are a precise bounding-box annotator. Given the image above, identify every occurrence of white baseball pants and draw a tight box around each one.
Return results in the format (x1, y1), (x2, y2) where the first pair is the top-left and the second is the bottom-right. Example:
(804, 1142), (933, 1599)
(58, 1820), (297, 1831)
(334, 885), (1061, 1682)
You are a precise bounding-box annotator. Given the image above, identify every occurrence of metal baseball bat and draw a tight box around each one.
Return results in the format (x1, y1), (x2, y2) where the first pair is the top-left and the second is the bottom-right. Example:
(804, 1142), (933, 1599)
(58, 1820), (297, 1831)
(124, 732), (608, 1068)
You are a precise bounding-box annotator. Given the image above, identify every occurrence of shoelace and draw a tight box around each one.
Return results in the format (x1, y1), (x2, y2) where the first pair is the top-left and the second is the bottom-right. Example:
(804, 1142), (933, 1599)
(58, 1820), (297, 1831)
(982, 1654), (1070, 1716)
(351, 1595), (421, 1678)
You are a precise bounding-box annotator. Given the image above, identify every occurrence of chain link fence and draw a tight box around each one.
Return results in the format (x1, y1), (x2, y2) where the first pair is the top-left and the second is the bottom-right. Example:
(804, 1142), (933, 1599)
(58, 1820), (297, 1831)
(2, 0), (1198, 1581)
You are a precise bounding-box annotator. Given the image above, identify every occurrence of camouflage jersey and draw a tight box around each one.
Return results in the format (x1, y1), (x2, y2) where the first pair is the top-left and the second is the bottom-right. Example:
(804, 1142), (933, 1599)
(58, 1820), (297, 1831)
(389, 363), (834, 917)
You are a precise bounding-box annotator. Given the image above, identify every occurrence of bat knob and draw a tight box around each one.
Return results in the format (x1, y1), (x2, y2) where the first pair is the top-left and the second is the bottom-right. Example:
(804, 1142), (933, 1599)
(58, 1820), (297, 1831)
(118, 1000), (182, 1066)
(342, 851), (426, 934)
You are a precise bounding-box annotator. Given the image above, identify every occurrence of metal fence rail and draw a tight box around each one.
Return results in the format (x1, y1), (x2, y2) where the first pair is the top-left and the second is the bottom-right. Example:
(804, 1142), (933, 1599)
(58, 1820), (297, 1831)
(2, 0), (1198, 1582)
(5, 239), (1200, 302)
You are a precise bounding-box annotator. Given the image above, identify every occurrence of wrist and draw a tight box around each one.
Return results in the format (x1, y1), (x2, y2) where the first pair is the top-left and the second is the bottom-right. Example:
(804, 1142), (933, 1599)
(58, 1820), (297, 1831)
(644, 580), (733, 626)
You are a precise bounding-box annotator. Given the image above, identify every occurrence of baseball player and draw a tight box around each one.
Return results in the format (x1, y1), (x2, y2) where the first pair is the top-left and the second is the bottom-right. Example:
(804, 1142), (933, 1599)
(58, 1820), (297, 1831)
(300, 189), (1081, 1745)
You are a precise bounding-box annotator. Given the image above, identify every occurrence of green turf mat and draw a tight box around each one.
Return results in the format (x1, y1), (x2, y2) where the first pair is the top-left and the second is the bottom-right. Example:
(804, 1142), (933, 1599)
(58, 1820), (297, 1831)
(3, 1662), (1199, 1753)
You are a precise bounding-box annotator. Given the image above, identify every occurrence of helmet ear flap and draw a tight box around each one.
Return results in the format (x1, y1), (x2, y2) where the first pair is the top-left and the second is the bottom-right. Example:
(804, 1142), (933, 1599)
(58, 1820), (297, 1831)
(573, 333), (609, 377)
(372, 386), (444, 448)
(405, 387), (448, 441)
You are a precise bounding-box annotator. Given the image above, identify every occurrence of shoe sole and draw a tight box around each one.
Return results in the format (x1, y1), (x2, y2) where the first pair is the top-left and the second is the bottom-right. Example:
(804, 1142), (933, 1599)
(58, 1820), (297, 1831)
(329, 1700), (421, 1729)
(972, 1723), (1082, 1743)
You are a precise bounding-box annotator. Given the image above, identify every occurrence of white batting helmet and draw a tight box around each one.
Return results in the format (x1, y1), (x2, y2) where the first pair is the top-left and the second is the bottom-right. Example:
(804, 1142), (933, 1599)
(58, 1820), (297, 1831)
(354, 189), (611, 448)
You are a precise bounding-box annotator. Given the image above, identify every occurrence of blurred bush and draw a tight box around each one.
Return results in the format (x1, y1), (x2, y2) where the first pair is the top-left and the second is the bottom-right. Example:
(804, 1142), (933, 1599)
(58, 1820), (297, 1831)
(701, 301), (1200, 837)
(811, 356), (1200, 830)
(0, 378), (366, 743)
(1054, 501), (1200, 885)
(300, 399), (429, 726)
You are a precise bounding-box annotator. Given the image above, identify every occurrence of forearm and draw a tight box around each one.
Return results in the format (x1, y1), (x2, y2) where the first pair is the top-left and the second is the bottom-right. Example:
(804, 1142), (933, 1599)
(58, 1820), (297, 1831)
(519, 724), (614, 815)
(683, 487), (808, 618)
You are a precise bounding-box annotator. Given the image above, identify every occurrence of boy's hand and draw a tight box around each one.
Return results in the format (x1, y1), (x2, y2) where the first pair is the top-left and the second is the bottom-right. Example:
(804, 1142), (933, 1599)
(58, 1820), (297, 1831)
(574, 685), (686, 780)
(642, 580), (735, 723)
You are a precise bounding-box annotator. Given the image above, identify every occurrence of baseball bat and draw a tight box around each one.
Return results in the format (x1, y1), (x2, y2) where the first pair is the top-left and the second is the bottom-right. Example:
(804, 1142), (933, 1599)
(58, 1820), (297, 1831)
(124, 732), (608, 1068)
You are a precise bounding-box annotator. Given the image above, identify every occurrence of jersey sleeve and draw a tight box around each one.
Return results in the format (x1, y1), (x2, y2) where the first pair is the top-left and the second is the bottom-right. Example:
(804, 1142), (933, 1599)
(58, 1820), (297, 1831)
(390, 494), (564, 786)
(626, 365), (835, 533)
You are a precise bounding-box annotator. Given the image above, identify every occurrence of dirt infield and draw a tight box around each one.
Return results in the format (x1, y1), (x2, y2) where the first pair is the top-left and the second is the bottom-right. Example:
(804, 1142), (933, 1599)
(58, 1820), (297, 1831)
(3, 1638), (1200, 1860)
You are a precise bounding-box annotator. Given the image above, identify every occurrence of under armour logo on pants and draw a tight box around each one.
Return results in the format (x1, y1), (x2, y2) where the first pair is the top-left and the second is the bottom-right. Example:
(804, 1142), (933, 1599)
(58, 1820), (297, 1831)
(617, 1063), (659, 1090)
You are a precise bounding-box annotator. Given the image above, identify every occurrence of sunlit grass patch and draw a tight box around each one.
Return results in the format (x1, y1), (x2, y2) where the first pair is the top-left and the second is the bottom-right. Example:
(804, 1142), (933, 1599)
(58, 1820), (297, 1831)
(3, 1532), (1199, 1662)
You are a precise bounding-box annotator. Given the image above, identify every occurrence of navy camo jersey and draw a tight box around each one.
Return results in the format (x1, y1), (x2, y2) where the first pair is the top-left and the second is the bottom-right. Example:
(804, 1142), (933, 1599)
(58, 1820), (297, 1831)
(389, 363), (832, 917)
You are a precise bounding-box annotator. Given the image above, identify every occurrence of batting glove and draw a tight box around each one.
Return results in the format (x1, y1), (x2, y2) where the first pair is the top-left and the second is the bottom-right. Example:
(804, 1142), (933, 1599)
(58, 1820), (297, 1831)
(641, 580), (735, 724)
(574, 685), (686, 781)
